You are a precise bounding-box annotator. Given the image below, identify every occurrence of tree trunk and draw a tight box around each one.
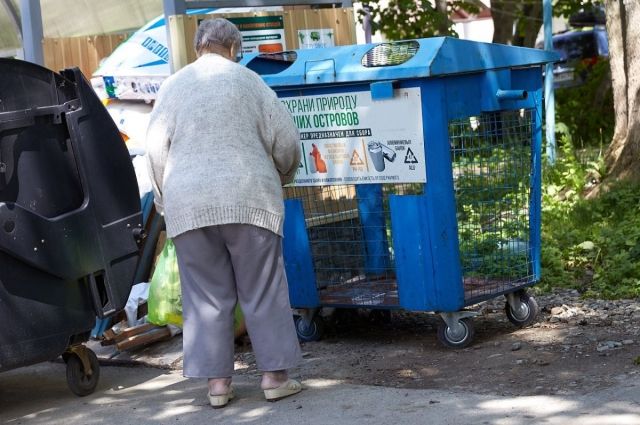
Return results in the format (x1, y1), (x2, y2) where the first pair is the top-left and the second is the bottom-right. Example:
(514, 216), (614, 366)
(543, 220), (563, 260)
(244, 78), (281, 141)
(513, 2), (542, 47)
(491, 0), (516, 45)
(602, 0), (640, 184)
(522, 2), (542, 47)
(435, 0), (449, 36)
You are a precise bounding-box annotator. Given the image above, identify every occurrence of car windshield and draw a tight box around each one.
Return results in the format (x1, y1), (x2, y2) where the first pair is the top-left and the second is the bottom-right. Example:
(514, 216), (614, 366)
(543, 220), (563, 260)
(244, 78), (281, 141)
(554, 32), (598, 61)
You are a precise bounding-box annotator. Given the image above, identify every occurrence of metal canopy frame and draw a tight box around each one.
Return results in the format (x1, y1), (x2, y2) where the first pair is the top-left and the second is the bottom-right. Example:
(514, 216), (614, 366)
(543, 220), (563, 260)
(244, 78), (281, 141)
(19, 0), (43, 64)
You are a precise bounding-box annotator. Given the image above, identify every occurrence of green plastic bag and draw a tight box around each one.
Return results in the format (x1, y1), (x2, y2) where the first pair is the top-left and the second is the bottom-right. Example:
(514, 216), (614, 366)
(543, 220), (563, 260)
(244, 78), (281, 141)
(147, 239), (183, 327)
(146, 239), (246, 334)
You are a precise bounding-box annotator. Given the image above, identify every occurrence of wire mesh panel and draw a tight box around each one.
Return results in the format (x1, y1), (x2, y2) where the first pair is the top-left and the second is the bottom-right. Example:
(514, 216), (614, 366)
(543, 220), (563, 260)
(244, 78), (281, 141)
(361, 41), (420, 68)
(285, 183), (423, 306)
(449, 110), (535, 303)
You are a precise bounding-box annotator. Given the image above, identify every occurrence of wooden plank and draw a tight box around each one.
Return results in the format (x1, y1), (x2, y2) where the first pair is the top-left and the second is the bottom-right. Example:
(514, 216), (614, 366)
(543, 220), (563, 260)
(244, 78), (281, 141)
(101, 322), (155, 345)
(115, 33), (128, 53)
(69, 37), (82, 73)
(87, 35), (109, 76)
(77, 36), (93, 76)
(183, 14), (198, 65)
(85, 37), (97, 76)
(109, 323), (158, 344)
(116, 326), (172, 351)
(52, 38), (64, 72)
(62, 38), (74, 72)
(334, 8), (357, 46)
(101, 35), (113, 55)
(283, 10), (298, 49)
(169, 15), (190, 71)
(42, 34), (129, 75)
(42, 38), (55, 71)
(90, 35), (105, 74)
(285, 8), (356, 49)
(41, 9), (353, 76)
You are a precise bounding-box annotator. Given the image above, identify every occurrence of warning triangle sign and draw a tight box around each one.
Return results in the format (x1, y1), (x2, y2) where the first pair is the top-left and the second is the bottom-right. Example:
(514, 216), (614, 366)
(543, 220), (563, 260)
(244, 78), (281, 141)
(350, 150), (365, 166)
(404, 148), (418, 164)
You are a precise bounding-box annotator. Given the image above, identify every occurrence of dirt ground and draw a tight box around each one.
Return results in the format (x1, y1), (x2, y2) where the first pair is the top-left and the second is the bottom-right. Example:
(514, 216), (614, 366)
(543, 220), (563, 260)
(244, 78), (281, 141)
(232, 291), (640, 397)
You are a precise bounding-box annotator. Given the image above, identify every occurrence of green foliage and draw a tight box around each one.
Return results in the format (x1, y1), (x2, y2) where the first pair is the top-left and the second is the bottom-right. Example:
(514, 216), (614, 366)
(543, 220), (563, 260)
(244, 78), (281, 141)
(357, 0), (479, 40)
(540, 138), (640, 299)
(444, 110), (634, 299)
(356, 0), (599, 47)
(451, 112), (532, 280)
(555, 60), (615, 148)
(554, 0), (602, 19)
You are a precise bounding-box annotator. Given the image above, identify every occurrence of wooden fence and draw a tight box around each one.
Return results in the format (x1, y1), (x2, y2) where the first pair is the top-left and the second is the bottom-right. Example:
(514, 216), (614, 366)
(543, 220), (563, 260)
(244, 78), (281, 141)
(43, 33), (130, 77)
(169, 8), (357, 70)
(42, 8), (356, 77)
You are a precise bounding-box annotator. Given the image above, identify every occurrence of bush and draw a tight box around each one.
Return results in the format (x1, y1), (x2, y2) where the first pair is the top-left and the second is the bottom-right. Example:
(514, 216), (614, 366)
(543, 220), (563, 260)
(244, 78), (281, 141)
(554, 60), (614, 149)
(540, 139), (640, 299)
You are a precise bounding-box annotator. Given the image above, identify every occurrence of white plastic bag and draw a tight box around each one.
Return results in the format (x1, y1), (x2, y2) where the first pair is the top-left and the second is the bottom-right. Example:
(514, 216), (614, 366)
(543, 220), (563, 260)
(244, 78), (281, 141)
(125, 282), (151, 327)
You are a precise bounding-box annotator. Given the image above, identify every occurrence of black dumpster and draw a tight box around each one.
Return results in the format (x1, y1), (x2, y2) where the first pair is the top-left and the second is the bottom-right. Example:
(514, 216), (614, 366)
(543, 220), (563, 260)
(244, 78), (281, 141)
(0, 59), (143, 396)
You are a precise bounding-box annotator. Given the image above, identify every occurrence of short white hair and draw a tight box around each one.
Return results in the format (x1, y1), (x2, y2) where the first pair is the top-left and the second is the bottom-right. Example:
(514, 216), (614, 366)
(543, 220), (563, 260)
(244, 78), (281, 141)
(194, 18), (242, 54)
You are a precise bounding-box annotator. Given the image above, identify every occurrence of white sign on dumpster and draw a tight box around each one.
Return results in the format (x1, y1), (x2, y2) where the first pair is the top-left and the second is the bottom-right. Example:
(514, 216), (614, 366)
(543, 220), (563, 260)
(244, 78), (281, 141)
(283, 88), (426, 186)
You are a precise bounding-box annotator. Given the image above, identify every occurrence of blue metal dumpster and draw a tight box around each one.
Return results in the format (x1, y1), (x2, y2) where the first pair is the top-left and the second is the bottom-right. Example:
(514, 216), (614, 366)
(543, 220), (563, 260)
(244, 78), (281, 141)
(243, 38), (558, 347)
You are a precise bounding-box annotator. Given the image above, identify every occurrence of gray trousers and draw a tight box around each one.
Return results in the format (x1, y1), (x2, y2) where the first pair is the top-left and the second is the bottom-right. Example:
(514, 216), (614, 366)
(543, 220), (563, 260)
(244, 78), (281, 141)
(173, 224), (302, 378)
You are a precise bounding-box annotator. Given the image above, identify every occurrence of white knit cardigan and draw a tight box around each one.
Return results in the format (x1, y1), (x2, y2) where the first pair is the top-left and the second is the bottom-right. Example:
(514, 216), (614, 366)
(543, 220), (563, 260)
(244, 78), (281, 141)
(146, 53), (300, 238)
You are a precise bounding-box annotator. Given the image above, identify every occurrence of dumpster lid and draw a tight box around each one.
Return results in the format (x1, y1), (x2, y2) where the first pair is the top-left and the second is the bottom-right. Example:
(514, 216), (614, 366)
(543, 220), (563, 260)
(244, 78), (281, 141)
(243, 37), (559, 88)
(0, 59), (142, 310)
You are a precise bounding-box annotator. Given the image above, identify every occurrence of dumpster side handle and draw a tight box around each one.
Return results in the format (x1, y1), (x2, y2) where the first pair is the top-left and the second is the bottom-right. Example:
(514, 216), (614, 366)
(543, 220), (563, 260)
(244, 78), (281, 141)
(496, 89), (528, 100)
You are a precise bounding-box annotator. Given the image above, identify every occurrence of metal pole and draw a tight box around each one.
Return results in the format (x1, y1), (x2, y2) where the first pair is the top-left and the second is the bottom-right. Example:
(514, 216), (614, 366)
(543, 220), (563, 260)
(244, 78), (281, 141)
(164, 0), (187, 73)
(543, 0), (556, 164)
(363, 6), (372, 44)
(19, 0), (44, 65)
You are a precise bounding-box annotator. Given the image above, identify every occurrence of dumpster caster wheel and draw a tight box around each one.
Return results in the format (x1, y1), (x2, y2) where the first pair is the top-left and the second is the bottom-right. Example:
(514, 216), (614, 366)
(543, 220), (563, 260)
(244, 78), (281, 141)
(294, 315), (324, 342)
(65, 347), (100, 397)
(437, 317), (475, 349)
(505, 290), (539, 328)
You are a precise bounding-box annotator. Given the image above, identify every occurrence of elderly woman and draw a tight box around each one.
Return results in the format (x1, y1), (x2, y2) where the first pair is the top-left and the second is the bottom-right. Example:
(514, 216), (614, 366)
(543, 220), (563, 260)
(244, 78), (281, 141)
(146, 18), (302, 408)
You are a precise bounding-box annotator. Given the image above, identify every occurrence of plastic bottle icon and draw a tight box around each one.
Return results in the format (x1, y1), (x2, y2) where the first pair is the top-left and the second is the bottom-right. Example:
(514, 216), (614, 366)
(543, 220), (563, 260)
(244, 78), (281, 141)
(310, 144), (328, 173)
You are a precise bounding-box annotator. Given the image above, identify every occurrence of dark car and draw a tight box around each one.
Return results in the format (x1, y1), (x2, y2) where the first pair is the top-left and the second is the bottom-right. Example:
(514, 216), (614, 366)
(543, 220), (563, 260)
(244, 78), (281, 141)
(536, 26), (609, 89)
